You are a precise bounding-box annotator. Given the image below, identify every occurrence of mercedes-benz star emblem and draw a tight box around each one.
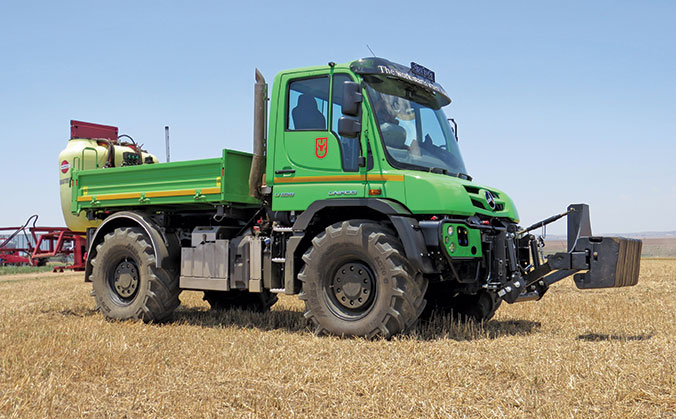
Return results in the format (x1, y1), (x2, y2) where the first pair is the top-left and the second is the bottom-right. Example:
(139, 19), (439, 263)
(485, 190), (496, 210)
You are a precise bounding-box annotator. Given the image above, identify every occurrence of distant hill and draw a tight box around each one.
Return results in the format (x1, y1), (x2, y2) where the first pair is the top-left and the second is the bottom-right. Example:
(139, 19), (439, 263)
(541, 231), (676, 241)
(542, 235), (676, 258)
(613, 231), (676, 239)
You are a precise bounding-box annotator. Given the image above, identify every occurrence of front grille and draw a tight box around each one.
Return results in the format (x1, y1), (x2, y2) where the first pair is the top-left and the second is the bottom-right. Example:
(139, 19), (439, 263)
(467, 188), (503, 212)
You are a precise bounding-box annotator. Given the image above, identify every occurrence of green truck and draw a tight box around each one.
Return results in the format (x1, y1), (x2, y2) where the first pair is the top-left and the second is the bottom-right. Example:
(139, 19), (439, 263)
(59, 57), (642, 338)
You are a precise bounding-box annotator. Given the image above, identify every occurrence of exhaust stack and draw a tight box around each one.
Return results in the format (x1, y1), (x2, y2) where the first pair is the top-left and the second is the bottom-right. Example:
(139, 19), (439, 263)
(165, 126), (171, 162)
(249, 69), (267, 199)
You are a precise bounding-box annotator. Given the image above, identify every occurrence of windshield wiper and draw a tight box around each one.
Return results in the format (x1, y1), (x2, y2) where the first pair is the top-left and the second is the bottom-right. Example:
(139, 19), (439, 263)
(428, 167), (473, 181)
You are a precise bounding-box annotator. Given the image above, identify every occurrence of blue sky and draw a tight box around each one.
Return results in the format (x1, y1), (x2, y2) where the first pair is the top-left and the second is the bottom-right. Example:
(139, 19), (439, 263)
(1, 0), (674, 234)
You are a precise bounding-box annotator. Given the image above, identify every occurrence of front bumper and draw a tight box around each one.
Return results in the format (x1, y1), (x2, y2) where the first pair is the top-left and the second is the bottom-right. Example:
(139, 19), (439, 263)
(419, 203), (642, 304)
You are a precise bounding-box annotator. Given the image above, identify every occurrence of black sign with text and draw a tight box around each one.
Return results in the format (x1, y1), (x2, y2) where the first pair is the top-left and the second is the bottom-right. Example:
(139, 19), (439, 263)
(410, 62), (435, 82)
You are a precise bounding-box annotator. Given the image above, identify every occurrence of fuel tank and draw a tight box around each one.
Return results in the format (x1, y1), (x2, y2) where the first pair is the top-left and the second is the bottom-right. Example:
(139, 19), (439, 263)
(58, 121), (158, 232)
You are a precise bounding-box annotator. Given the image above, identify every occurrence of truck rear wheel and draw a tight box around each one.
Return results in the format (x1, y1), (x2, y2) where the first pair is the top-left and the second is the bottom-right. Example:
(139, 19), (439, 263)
(299, 221), (427, 338)
(203, 289), (277, 312)
(422, 288), (501, 323)
(91, 227), (180, 322)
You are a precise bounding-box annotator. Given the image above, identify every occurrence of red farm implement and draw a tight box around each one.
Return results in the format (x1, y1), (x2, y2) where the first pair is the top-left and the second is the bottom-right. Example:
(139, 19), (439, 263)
(0, 215), (86, 271)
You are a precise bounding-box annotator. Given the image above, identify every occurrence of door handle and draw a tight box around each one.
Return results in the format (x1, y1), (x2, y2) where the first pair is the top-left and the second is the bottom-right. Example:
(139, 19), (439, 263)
(275, 169), (296, 175)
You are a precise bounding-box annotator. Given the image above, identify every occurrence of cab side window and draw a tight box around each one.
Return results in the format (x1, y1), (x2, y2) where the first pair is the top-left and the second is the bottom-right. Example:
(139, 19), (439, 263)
(287, 77), (329, 131)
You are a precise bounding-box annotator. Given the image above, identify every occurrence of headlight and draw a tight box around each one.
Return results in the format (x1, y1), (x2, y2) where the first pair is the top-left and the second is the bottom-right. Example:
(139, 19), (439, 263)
(447, 225), (454, 236)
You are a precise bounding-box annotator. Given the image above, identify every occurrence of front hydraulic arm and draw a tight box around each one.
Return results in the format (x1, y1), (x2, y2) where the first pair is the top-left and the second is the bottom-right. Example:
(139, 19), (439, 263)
(495, 204), (641, 304)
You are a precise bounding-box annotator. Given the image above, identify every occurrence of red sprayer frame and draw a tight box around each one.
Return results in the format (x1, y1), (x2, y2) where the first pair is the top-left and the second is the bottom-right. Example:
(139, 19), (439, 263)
(70, 120), (118, 141)
(0, 215), (86, 271)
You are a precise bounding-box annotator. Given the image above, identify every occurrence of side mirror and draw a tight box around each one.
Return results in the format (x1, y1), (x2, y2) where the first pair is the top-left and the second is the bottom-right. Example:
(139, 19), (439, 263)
(342, 81), (362, 117)
(338, 116), (361, 138)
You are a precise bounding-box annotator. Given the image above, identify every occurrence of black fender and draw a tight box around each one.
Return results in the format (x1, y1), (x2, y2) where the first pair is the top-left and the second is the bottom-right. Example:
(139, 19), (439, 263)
(84, 211), (179, 282)
(388, 215), (435, 274)
(292, 198), (410, 230)
(285, 198), (434, 293)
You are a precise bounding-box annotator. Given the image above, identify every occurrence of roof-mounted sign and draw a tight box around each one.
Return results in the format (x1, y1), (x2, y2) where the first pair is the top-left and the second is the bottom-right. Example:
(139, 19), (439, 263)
(410, 62), (435, 82)
(350, 57), (450, 106)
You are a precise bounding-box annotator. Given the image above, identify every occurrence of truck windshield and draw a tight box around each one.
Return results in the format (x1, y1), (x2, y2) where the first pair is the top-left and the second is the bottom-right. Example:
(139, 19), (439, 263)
(364, 76), (468, 178)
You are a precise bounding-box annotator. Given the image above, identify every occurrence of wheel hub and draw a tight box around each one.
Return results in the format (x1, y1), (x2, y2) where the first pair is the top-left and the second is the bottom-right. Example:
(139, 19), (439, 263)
(332, 262), (374, 310)
(113, 259), (139, 299)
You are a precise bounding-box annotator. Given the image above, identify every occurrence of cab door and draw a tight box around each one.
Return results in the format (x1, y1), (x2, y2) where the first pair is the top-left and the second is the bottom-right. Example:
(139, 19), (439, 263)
(272, 72), (366, 211)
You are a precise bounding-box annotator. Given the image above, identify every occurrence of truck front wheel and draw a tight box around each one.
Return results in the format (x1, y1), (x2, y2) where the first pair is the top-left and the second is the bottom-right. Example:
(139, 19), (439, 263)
(299, 221), (427, 338)
(91, 227), (180, 322)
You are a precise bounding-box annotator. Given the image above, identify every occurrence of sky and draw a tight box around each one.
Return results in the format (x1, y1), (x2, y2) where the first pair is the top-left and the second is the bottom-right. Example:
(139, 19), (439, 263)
(0, 0), (674, 235)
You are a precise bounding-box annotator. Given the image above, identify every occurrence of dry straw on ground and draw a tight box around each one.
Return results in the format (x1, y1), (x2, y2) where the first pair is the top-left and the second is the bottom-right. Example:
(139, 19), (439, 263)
(1, 259), (675, 417)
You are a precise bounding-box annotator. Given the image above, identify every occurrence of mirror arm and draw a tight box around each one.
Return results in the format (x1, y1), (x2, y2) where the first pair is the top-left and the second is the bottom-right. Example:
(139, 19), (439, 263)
(448, 118), (459, 142)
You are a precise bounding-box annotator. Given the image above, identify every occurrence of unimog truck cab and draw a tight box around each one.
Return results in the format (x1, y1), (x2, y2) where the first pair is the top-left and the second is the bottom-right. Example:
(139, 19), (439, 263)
(60, 57), (642, 338)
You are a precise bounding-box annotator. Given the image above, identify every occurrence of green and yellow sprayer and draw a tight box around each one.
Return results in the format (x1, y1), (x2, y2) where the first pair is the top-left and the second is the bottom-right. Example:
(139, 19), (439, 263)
(58, 57), (641, 337)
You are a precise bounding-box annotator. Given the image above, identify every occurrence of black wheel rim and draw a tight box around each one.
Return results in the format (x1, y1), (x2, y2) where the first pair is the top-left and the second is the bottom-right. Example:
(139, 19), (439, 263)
(325, 261), (376, 320)
(108, 257), (140, 304)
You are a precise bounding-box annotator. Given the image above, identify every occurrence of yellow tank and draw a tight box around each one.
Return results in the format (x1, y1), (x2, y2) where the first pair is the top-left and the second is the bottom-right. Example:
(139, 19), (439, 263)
(59, 136), (158, 233)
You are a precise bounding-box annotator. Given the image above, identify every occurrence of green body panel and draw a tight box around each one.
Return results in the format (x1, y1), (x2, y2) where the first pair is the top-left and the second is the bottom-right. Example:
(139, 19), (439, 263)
(267, 64), (369, 211)
(72, 149), (259, 213)
(442, 223), (482, 258)
(400, 171), (518, 220)
(265, 61), (519, 222)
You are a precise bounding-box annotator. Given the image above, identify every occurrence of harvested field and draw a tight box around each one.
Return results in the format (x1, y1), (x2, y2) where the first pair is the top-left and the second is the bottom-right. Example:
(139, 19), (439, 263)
(1, 259), (675, 417)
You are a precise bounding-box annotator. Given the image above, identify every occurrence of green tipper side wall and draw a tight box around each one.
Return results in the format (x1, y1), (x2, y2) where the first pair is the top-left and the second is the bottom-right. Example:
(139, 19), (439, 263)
(71, 149), (259, 214)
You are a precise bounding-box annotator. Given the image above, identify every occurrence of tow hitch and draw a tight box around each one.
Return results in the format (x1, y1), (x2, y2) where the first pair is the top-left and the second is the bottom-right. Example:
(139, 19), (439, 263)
(497, 204), (642, 304)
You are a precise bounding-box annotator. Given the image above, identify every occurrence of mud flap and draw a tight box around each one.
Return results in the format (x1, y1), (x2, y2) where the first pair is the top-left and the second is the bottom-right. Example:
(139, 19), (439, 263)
(572, 236), (642, 289)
